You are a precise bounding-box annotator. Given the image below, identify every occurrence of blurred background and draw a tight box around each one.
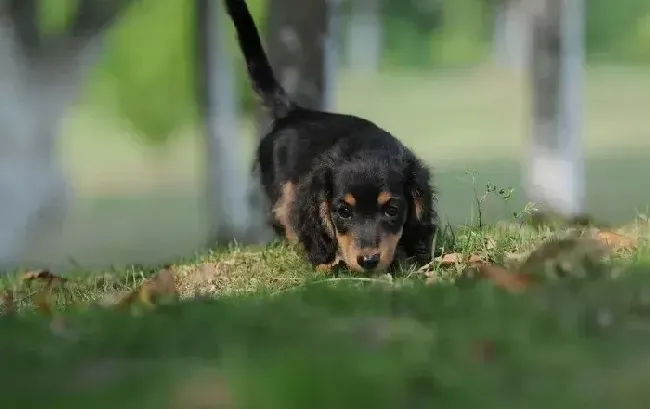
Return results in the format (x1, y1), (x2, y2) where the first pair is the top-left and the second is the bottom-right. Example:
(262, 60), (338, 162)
(1, 0), (648, 271)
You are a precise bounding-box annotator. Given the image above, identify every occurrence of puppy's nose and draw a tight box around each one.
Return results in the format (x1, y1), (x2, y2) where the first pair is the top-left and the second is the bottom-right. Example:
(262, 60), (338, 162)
(357, 253), (380, 270)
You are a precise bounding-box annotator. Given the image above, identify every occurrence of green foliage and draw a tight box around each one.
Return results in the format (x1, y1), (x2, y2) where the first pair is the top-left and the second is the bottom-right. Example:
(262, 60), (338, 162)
(587, 0), (650, 62)
(429, 0), (490, 65)
(383, 0), (650, 68)
(38, 0), (76, 33)
(89, 0), (195, 145)
(67, 0), (650, 145)
(80, 0), (267, 144)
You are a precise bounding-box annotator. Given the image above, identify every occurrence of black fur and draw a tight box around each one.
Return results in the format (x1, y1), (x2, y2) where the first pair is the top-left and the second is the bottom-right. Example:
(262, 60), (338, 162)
(223, 0), (437, 272)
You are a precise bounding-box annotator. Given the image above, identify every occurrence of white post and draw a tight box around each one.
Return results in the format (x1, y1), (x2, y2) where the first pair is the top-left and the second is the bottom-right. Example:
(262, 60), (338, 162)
(526, 0), (585, 217)
(559, 0), (585, 214)
(493, 0), (532, 72)
(346, 0), (381, 74)
(324, 0), (341, 110)
(198, 0), (254, 245)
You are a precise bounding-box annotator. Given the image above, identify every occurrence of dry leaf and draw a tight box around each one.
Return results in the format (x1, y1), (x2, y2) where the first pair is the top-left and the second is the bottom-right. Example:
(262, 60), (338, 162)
(503, 250), (532, 270)
(116, 290), (139, 310)
(1, 291), (14, 314)
(22, 269), (67, 283)
(117, 267), (178, 310)
(595, 230), (637, 250)
(437, 253), (486, 266)
(473, 339), (496, 363)
(485, 236), (497, 251)
(35, 287), (53, 316)
(478, 263), (532, 293)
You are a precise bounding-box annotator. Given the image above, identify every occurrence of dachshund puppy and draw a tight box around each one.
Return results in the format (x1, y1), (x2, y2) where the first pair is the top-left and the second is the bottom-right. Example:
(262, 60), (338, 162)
(224, 0), (437, 273)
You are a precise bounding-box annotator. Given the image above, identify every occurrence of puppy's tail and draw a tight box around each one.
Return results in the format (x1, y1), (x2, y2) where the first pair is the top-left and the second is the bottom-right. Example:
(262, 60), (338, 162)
(223, 0), (295, 119)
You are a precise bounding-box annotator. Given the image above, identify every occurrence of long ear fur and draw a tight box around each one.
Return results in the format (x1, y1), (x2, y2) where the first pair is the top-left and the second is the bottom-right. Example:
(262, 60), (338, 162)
(400, 157), (437, 266)
(290, 166), (338, 266)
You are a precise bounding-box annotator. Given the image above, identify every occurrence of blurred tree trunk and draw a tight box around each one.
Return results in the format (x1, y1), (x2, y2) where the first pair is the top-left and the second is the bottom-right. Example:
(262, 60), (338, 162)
(526, 0), (585, 216)
(346, 0), (381, 74)
(0, 1), (134, 270)
(255, 0), (329, 134)
(493, 0), (532, 71)
(195, 0), (264, 246)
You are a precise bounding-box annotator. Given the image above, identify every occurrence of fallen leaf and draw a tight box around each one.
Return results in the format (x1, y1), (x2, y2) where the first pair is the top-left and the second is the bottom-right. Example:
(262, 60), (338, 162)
(478, 263), (532, 293)
(35, 287), (54, 316)
(473, 339), (496, 363)
(485, 236), (497, 251)
(437, 253), (486, 266)
(117, 267), (178, 310)
(1, 291), (14, 314)
(503, 250), (531, 270)
(595, 230), (637, 250)
(22, 269), (67, 283)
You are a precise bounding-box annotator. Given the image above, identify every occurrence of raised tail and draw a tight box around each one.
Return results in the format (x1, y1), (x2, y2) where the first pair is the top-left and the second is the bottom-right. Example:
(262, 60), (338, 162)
(223, 0), (295, 119)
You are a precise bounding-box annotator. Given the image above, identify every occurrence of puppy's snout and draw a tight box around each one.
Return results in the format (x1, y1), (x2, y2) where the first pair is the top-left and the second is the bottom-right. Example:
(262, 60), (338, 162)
(357, 253), (380, 270)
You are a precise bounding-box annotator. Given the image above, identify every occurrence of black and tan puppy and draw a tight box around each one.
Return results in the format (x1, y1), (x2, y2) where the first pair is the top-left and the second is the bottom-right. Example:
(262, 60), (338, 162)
(224, 0), (437, 273)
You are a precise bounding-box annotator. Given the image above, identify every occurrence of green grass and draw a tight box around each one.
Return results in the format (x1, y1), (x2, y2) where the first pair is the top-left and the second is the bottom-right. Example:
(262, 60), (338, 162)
(2, 214), (650, 408)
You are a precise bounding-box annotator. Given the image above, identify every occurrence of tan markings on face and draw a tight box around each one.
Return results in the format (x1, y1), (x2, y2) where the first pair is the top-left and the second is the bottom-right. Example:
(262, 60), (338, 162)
(413, 196), (424, 221)
(377, 191), (392, 206)
(319, 201), (335, 238)
(273, 182), (297, 241)
(377, 228), (403, 270)
(343, 193), (356, 207)
(335, 232), (363, 272)
(335, 231), (402, 273)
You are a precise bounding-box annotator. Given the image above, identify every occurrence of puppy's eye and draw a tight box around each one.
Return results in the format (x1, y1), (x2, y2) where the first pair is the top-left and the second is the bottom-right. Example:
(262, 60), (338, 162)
(337, 205), (353, 219)
(384, 205), (399, 218)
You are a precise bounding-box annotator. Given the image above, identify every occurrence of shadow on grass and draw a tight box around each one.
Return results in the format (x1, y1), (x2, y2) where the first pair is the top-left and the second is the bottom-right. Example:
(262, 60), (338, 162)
(2, 261), (650, 408)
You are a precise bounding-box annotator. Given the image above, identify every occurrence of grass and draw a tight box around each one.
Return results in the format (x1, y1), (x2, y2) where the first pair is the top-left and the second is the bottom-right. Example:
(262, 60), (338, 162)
(2, 210), (650, 408)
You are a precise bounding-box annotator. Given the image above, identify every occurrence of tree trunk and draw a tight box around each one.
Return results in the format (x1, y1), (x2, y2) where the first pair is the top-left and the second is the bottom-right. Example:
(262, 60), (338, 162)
(346, 0), (381, 74)
(196, 0), (264, 246)
(264, 0), (329, 112)
(324, 0), (342, 111)
(526, 0), (585, 216)
(0, 22), (99, 269)
(0, 0), (136, 270)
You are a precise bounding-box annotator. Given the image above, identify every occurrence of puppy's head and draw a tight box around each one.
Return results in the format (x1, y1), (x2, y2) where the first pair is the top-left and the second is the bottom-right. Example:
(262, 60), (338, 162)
(327, 159), (408, 273)
(295, 151), (433, 272)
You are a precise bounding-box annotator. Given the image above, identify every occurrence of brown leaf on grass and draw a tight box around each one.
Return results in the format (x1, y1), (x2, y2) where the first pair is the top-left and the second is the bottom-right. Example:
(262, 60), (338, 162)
(35, 287), (54, 316)
(477, 263), (533, 294)
(472, 339), (496, 363)
(172, 367), (233, 409)
(1, 291), (14, 314)
(116, 266), (178, 310)
(437, 253), (486, 266)
(595, 230), (637, 250)
(22, 269), (67, 283)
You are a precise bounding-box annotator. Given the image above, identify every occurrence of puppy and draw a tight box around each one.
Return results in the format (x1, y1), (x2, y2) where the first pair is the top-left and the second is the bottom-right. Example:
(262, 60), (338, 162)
(224, 0), (437, 273)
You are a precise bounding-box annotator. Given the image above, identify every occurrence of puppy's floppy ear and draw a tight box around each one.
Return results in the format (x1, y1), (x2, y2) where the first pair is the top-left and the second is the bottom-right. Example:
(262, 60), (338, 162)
(401, 157), (437, 265)
(290, 165), (338, 266)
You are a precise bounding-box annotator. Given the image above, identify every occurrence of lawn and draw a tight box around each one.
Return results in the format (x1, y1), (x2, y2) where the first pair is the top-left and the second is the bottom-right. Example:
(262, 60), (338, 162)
(2, 214), (650, 408)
